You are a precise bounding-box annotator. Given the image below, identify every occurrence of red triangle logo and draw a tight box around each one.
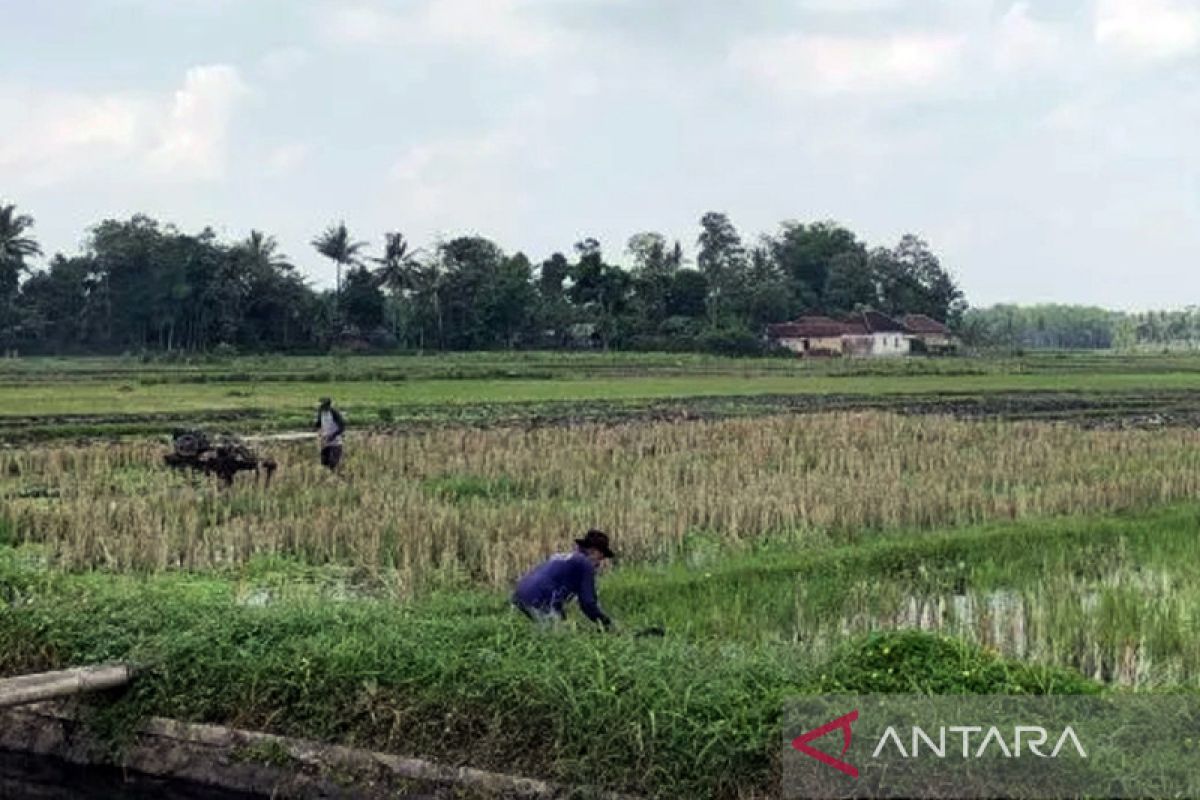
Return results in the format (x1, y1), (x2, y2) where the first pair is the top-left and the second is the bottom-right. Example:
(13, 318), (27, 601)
(791, 709), (859, 778)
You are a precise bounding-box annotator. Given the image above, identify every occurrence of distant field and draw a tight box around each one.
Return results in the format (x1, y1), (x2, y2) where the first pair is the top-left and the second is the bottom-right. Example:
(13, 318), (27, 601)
(10, 370), (1200, 415)
(7, 349), (1200, 383)
(5, 351), (1200, 441)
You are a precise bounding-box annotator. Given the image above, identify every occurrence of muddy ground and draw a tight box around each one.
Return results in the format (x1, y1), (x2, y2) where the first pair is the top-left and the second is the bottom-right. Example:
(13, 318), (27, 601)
(3, 389), (1200, 445)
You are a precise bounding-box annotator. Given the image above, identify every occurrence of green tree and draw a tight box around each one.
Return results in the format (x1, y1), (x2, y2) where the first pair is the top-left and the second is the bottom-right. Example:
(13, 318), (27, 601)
(240, 230), (293, 280)
(372, 232), (418, 296)
(434, 237), (535, 349)
(824, 250), (876, 316)
(666, 270), (708, 318)
(767, 220), (861, 311)
(0, 203), (42, 348)
(341, 265), (386, 336)
(569, 239), (631, 347)
(311, 221), (367, 331)
(696, 212), (746, 320)
(875, 235), (965, 324)
(535, 252), (572, 345)
(234, 232), (312, 350)
(371, 232), (422, 342)
(17, 254), (95, 350)
(628, 232), (680, 329)
(492, 252), (538, 348)
(409, 260), (445, 351)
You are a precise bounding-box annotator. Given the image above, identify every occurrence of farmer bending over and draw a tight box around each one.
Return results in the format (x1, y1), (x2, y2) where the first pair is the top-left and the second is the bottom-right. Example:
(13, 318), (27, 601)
(314, 397), (346, 472)
(512, 529), (615, 629)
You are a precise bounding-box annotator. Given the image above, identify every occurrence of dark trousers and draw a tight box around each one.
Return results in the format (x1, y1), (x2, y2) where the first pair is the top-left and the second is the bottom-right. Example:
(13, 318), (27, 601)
(320, 445), (343, 469)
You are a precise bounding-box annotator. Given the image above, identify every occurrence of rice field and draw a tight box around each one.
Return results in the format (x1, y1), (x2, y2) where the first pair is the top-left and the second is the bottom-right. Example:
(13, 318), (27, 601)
(5, 412), (1200, 585)
(6, 355), (1200, 797)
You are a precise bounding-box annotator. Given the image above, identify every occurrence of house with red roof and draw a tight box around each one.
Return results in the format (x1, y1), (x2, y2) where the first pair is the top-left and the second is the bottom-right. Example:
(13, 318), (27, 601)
(902, 314), (957, 354)
(764, 316), (855, 356)
(766, 311), (956, 358)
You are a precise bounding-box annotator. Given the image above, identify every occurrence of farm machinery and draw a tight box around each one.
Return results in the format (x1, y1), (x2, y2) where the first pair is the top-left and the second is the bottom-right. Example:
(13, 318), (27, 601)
(163, 429), (277, 487)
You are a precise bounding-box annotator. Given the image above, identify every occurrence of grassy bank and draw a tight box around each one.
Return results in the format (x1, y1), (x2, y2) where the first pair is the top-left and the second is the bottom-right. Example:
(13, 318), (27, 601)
(4, 507), (1142, 797)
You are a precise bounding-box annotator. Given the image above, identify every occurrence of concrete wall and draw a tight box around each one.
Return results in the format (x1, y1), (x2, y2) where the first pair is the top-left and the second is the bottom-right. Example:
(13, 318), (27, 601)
(775, 336), (844, 356)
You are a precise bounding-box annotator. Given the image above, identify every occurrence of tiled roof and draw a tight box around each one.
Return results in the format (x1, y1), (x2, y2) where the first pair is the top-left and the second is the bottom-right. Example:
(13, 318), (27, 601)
(902, 314), (951, 335)
(766, 316), (851, 338)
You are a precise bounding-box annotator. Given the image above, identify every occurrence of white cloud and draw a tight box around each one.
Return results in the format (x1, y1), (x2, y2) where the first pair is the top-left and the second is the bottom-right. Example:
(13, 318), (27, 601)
(1095, 0), (1200, 60)
(322, 0), (570, 59)
(1, 65), (248, 187)
(994, 2), (1064, 72)
(265, 142), (311, 175)
(145, 64), (248, 181)
(729, 32), (966, 96)
(0, 87), (148, 186)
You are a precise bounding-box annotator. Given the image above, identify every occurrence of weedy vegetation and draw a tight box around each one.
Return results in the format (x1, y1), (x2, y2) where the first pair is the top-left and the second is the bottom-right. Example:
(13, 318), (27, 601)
(4, 353), (1200, 797)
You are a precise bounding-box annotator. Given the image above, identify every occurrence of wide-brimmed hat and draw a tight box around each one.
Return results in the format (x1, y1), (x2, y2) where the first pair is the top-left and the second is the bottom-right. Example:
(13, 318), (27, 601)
(575, 529), (615, 559)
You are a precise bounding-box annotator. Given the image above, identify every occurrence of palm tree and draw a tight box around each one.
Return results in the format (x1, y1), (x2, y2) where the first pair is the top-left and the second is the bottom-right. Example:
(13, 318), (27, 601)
(0, 203), (41, 350)
(371, 232), (421, 295)
(311, 222), (367, 327)
(242, 230), (293, 274)
(371, 232), (424, 343)
(0, 202), (42, 294)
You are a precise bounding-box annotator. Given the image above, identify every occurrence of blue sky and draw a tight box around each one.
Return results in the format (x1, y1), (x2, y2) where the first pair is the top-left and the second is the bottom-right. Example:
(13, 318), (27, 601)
(3, 0), (1199, 310)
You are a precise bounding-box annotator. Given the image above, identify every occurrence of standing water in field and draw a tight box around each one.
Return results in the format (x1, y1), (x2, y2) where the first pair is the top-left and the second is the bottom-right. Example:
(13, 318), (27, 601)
(817, 566), (1183, 688)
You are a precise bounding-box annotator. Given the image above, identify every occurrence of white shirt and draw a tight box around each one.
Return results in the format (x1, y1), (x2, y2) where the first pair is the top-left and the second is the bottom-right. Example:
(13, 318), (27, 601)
(319, 409), (343, 447)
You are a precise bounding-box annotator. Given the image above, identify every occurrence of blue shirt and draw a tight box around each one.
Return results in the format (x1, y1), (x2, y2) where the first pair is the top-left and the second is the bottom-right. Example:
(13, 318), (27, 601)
(513, 549), (611, 626)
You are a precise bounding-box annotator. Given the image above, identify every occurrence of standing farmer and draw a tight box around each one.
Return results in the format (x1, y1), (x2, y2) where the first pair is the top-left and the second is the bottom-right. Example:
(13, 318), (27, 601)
(314, 397), (346, 473)
(512, 529), (615, 629)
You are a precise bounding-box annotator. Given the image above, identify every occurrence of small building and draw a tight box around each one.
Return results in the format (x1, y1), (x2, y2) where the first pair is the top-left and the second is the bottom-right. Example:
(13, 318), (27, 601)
(766, 310), (943, 358)
(765, 316), (852, 356)
(842, 311), (911, 358)
(902, 314), (957, 354)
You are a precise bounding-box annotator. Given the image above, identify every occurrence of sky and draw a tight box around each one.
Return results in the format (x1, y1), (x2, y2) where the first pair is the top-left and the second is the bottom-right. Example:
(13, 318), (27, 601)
(2, 0), (1199, 311)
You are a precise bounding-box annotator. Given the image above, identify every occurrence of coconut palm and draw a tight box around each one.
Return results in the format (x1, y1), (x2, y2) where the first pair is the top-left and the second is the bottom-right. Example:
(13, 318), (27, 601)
(0, 203), (41, 295)
(241, 230), (293, 274)
(371, 232), (421, 295)
(311, 221), (367, 325)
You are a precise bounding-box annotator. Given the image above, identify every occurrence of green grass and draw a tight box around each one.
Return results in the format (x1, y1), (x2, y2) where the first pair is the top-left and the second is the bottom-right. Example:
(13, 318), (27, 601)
(0, 564), (1094, 799)
(7, 351), (1200, 795)
(11, 503), (1200, 797)
(8, 370), (1200, 419)
(8, 350), (1200, 442)
(612, 504), (1200, 685)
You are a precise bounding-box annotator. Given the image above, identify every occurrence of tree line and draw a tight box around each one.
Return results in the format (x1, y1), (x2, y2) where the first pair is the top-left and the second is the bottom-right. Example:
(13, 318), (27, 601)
(960, 305), (1200, 351)
(1, 201), (966, 356)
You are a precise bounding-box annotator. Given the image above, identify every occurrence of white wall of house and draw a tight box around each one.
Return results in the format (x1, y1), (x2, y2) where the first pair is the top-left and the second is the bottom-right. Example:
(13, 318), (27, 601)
(776, 332), (916, 357)
(843, 334), (911, 357)
(871, 333), (911, 357)
(776, 337), (805, 354)
(774, 336), (844, 355)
